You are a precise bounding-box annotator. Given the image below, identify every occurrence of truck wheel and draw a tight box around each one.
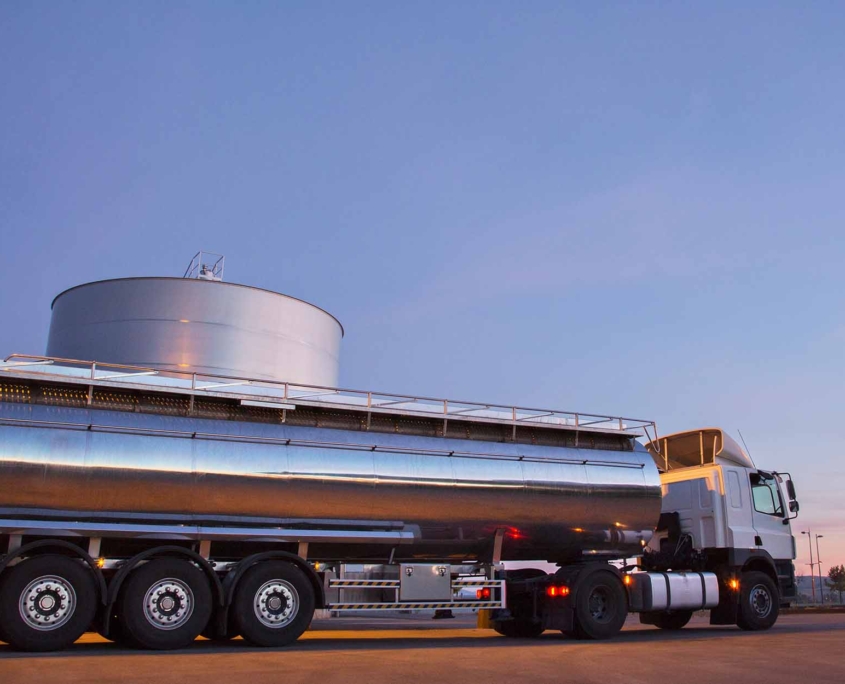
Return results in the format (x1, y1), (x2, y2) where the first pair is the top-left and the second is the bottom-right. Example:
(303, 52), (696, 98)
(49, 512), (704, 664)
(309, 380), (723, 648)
(0, 555), (97, 652)
(644, 610), (693, 630)
(736, 571), (778, 631)
(572, 571), (627, 640)
(117, 558), (212, 650)
(493, 619), (545, 638)
(231, 561), (315, 647)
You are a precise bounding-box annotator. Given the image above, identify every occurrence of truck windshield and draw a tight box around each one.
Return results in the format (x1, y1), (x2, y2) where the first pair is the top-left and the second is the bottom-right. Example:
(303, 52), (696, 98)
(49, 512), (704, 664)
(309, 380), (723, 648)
(750, 473), (784, 517)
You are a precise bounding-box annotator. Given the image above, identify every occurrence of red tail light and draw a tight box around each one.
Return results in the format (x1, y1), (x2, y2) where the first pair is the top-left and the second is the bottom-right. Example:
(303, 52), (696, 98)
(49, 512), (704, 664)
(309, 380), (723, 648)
(476, 588), (492, 600)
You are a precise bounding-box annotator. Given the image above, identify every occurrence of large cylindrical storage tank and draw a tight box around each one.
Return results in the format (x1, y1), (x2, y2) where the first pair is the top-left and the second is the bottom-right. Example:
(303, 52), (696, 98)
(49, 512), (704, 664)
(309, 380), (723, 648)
(46, 277), (343, 386)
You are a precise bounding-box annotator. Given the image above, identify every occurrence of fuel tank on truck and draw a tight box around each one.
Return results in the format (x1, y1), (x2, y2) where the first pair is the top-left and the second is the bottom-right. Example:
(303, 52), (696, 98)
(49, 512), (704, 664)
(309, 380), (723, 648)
(0, 363), (663, 564)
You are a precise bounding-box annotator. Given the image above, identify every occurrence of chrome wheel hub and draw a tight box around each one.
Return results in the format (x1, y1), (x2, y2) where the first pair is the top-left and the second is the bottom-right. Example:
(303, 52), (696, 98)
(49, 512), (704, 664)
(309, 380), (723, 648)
(19, 575), (76, 631)
(749, 584), (772, 618)
(143, 578), (194, 630)
(254, 580), (298, 628)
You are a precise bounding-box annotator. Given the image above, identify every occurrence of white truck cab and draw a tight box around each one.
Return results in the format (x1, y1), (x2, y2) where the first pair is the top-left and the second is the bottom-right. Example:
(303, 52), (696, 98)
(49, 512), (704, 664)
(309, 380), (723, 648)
(645, 428), (798, 627)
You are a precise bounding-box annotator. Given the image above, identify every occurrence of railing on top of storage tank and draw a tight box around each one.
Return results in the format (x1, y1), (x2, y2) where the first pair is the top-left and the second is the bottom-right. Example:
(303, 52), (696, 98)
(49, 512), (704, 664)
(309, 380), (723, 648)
(0, 354), (660, 446)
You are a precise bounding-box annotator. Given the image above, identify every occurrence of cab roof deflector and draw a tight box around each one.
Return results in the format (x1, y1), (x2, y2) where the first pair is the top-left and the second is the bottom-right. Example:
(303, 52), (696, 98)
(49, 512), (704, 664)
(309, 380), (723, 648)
(646, 428), (755, 472)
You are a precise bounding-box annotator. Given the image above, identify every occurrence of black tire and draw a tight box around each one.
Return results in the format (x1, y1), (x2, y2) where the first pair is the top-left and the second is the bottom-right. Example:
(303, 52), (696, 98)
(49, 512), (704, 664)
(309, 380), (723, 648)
(493, 619), (545, 638)
(572, 570), (628, 640)
(644, 610), (693, 630)
(231, 561), (315, 648)
(117, 558), (212, 650)
(0, 554), (98, 652)
(736, 571), (779, 631)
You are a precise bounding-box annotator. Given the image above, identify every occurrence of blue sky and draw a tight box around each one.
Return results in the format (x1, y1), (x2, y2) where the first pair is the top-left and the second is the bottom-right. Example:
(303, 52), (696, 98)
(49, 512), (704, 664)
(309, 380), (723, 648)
(1, 2), (843, 571)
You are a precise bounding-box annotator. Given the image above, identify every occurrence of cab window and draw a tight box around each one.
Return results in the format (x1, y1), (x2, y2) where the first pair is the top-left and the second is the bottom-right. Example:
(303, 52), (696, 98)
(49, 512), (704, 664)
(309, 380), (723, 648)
(750, 473), (784, 517)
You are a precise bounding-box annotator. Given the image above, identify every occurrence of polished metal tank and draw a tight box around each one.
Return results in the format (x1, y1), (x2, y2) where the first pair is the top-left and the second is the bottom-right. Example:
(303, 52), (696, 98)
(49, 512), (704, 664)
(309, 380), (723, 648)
(0, 399), (662, 564)
(46, 278), (343, 386)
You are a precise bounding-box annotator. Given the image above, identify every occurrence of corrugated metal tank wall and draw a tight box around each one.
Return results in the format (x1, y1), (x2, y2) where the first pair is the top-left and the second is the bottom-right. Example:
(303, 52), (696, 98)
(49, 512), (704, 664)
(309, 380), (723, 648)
(46, 277), (343, 386)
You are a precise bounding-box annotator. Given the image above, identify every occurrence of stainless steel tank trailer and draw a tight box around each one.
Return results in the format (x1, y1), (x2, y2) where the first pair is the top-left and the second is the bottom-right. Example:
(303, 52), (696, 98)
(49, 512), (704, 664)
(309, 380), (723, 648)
(0, 255), (800, 651)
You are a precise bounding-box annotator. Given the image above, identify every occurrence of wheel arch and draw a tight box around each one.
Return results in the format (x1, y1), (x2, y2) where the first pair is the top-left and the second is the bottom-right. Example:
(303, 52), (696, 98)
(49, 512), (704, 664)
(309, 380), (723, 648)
(0, 539), (107, 606)
(102, 545), (224, 636)
(742, 557), (778, 587)
(222, 551), (325, 609)
(556, 561), (625, 604)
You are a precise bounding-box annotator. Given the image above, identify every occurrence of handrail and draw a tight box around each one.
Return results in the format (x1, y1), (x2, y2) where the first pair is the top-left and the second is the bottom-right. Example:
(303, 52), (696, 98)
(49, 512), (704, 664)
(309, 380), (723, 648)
(0, 417), (648, 468)
(1, 353), (659, 440)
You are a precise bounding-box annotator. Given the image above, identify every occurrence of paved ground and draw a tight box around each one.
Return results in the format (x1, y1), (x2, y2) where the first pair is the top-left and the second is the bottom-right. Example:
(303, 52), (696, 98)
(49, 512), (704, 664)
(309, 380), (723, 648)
(1, 613), (844, 684)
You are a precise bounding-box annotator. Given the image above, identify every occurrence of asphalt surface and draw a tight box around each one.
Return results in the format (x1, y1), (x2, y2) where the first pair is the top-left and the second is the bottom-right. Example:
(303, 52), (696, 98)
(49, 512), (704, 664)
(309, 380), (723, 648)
(2, 613), (844, 684)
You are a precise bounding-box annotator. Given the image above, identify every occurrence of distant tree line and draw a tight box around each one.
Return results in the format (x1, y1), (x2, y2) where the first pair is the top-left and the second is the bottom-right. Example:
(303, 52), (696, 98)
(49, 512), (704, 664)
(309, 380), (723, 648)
(829, 565), (845, 603)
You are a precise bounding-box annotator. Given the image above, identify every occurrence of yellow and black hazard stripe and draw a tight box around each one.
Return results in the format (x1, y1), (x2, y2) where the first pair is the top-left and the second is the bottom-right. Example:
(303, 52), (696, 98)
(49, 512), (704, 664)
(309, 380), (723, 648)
(329, 580), (400, 587)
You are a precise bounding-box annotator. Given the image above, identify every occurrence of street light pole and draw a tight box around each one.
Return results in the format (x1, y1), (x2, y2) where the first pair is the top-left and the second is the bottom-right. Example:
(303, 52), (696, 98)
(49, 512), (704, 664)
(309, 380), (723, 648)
(816, 534), (824, 603)
(802, 530), (816, 602)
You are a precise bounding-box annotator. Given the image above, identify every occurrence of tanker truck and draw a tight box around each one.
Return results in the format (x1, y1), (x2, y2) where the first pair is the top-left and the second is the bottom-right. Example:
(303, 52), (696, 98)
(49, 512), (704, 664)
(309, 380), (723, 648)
(0, 354), (799, 651)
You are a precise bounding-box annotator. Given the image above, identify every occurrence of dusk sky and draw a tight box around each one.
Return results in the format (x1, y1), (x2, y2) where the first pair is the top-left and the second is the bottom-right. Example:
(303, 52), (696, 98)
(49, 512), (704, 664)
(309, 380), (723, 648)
(1, 3), (843, 574)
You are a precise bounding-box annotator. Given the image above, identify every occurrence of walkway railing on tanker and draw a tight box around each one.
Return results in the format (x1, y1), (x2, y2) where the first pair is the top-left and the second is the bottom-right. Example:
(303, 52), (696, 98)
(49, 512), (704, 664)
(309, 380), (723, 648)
(0, 354), (661, 447)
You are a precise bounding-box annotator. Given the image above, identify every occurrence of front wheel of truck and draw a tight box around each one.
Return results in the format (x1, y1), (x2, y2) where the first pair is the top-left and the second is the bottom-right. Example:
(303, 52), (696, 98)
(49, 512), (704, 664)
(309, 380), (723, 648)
(736, 571), (779, 631)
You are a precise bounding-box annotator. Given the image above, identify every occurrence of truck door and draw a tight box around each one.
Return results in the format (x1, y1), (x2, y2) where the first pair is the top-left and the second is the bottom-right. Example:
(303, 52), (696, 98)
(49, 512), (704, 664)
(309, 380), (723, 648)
(722, 467), (757, 549)
(749, 472), (794, 561)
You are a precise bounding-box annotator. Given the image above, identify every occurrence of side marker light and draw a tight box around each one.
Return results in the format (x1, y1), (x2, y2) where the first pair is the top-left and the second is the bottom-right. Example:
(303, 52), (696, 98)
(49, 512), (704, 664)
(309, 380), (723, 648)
(546, 585), (570, 598)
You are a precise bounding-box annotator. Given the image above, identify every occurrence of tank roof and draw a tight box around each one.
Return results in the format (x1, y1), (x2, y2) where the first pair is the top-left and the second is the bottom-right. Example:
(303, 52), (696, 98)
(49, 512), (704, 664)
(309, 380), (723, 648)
(50, 277), (344, 336)
(0, 354), (658, 443)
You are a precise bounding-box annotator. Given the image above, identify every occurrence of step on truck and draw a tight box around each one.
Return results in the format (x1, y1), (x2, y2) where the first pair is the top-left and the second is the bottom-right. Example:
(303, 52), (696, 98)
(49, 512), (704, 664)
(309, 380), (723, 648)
(0, 355), (799, 651)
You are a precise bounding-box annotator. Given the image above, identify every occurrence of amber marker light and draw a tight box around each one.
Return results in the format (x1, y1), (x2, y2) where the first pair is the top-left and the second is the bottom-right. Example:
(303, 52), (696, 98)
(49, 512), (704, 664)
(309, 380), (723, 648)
(96, 557), (106, 569)
(623, 575), (632, 586)
(729, 578), (740, 591)
(546, 585), (570, 598)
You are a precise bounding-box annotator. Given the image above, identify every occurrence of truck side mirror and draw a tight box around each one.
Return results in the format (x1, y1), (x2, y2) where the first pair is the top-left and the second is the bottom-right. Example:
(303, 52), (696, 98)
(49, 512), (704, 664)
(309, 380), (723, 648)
(786, 480), (796, 500)
(789, 500), (799, 513)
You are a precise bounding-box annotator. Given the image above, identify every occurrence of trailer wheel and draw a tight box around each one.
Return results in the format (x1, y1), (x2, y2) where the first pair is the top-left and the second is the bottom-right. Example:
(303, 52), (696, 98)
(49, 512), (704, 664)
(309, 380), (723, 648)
(572, 571), (627, 640)
(117, 558), (212, 650)
(493, 619), (545, 638)
(736, 571), (778, 631)
(231, 561), (315, 647)
(643, 610), (693, 630)
(0, 554), (97, 652)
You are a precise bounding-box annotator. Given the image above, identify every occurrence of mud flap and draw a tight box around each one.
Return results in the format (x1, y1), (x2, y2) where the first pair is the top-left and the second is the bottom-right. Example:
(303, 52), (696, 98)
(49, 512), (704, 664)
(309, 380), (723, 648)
(543, 602), (574, 631)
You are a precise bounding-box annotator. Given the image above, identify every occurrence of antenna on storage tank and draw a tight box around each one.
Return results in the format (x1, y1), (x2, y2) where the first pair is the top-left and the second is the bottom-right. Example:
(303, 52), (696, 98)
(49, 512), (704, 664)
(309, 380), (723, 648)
(183, 251), (225, 281)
